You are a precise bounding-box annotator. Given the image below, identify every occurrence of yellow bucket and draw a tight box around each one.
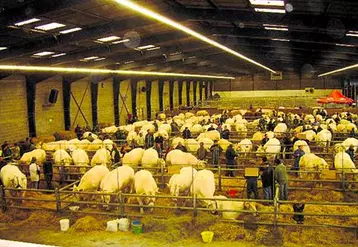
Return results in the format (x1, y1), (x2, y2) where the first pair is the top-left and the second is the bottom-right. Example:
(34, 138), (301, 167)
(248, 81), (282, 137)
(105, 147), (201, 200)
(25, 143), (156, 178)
(201, 231), (214, 243)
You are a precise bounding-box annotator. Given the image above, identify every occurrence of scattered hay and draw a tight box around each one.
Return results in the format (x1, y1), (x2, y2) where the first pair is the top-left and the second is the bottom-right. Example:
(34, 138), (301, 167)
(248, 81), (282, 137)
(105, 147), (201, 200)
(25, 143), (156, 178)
(68, 216), (104, 232)
(255, 226), (283, 246)
(13, 211), (58, 228)
(208, 223), (252, 241)
(0, 209), (30, 222)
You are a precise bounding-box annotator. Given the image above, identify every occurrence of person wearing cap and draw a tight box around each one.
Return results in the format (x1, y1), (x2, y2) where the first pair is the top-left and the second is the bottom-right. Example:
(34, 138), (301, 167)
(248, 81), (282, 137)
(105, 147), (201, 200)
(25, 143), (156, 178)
(274, 159), (288, 200)
(293, 145), (305, 177)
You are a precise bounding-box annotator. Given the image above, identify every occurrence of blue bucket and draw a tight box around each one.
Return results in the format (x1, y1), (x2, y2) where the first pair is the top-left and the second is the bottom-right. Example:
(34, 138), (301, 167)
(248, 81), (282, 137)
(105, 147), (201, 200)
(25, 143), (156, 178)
(131, 220), (143, 234)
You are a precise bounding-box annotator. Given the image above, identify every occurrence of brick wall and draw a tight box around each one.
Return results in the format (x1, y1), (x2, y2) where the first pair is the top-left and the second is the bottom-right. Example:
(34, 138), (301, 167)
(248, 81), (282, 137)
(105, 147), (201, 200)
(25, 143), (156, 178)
(119, 79), (132, 125)
(97, 78), (114, 125)
(35, 76), (65, 136)
(70, 78), (92, 128)
(0, 75), (29, 142)
(173, 80), (179, 108)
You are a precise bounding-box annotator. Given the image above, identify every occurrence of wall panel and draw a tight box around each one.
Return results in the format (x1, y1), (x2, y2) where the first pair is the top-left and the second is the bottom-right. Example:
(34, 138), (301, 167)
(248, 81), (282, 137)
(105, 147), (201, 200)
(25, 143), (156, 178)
(0, 75), (28, 142)
(119, 80), (132, 125)
(136, 80), (147, 120)
(163, 80), (170, 111)
(70, 78), (92, 128)
(173, 81), (179, 109)
(151, 80), (159, 117)
(35, 76), (64, 136)
(97, 78), (114, 124)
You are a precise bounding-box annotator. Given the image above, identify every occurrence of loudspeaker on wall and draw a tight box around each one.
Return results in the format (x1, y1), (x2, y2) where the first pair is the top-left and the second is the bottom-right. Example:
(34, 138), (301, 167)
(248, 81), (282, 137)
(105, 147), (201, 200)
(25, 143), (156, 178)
(49, 89), (59, 103)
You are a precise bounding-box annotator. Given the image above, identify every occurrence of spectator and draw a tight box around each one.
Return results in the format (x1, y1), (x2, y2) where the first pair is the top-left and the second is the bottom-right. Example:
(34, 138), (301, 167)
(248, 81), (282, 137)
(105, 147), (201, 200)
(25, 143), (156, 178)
(222, 126), (230, 140)
(196, 142), (207, 160)
(153, 120), (159, 132)
(210, 140), (222, 170)
(87, 133), (94, 142)
(293, 145), (305, 176)
(155, 143), (162, 158)
(1, 142), (12, 161)
(74, 124), (82, 139)
(137, 132), (145, 148)
(182, 127), (191, 139)
(120, 143), (131, 156)
(261, 134), (269, 146)
(111, 144), (121, 168)
(274, 159), (288, 200)
(293, 200), (305, 224)
(281, 134), (293, 159)
(208, 125), (215, 131)
(43, 154), (53, 190)
(145, 130), (155, 149)
(29, 157), (40, 189)
(155, 133), (164, 149)
(346, 145), (355, 162)
(225, 144), (237, 177)
(12, 143), (21, 160)
(260, 157), (274, 200)
(245, 167), (259, 199)
(170, 122), (179, 134)
(175, 142), (187, 152)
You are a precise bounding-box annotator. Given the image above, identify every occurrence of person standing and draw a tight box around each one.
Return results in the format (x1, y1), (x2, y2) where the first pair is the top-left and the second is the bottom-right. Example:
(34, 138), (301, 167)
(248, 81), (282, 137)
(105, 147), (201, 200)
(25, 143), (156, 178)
(245, 173), (258, 199)
(260, 157), (274, 200)
(175, 142), (187, 152)
(29, 157), (40, 189)
(225, 144), (237, 177)
(293, 145), (305, 176)
(346, 145), (355, 162)
(111, 144), (121, 168)
(196, 142), (207, 160)
(274, 159), (288, 200)
(12, 143), (21, 160)
(261, 134), (269, 146)
(210, 140), (223, 170)
(221, 126), (230, 140)
(182, 127), (191, 139)
(144, 130), (155, 149)
(154, 133), (164, 149)
(293, 201), (305, 224)
(43, 155), (53, 190)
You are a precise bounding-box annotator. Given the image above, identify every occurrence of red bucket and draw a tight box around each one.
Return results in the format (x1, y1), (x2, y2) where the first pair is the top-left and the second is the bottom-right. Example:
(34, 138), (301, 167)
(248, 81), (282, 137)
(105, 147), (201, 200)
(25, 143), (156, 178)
(228, 189), (238, 198)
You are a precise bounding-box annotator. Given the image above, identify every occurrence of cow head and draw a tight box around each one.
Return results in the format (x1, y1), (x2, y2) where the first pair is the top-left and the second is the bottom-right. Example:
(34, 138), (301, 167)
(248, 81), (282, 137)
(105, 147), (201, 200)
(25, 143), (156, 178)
(244, 202), (258, 216)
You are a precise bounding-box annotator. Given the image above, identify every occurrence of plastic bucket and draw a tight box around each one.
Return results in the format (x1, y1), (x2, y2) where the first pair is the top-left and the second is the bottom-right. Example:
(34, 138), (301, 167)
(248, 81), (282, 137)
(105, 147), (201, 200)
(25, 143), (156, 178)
(201, 231), (214, 243)
(131, 220), (143, 235)
(60, 219), (70, 232)
(228, 189), (238, 198)
(118, 218), (129, 232)
(106, 220), (118, 232)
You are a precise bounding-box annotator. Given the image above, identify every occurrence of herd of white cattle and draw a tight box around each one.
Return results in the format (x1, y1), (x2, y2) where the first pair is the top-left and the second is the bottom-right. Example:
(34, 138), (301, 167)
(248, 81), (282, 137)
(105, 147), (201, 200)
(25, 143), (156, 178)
(1, 109), (358, 219)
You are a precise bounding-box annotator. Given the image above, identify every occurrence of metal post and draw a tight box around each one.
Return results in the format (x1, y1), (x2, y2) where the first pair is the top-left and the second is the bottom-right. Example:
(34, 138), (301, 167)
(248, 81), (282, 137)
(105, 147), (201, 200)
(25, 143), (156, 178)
(218, 164), (222, 191)
(0, 186), (7, 213)
(55, 188), (61, 212)
(118, 191), (124, 217)
(342, 171), (345, 192)
(273, 184), (279, 229)
(160, 163), (165, 189)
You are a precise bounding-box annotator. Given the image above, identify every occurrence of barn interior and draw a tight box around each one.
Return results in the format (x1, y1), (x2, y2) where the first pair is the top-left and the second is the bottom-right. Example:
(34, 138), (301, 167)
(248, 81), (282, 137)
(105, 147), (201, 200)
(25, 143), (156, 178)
(0, 1), (358, 247)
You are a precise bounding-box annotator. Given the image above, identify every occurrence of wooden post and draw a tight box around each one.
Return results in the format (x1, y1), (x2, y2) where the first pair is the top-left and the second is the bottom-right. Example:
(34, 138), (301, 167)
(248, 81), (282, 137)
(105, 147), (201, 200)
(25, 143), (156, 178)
(273, 184), (279, 229)
(118, 191), (124, 217)
(55, 188), (61, 212)
(0, 186), (7, 213)
(218, 165), (222, 191)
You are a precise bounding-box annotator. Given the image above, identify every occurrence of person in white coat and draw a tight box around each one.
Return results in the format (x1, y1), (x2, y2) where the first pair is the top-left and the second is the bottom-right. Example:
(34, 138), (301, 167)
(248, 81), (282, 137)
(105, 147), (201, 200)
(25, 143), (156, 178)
(29, 157), (40, 189)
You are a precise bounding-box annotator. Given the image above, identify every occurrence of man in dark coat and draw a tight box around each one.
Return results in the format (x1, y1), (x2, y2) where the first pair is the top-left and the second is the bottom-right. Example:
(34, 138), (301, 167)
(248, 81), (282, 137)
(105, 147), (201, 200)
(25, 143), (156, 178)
(175, 142), (187, 152)
(346, 145), (355, 162)
(210, 140), (223, 170)
(154, 133), (164, 149)
(111, 144), (121, 168)
(197, 142), (207, 160)
(182, 127), (191, 139)
(145, 130), (155, 149)
(43, 154), (53, 190)
(260, 157), (274, 200)
(221, 126), (230, 140)
(225, 144), (237, 177)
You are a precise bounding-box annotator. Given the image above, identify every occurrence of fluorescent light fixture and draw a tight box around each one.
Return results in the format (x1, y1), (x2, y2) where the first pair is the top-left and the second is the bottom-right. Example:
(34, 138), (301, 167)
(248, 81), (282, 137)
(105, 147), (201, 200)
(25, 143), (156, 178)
(59, 27), (82, 34)
(263, 24), (288, 31)
(249, 0), (284, 7)
(188, 56), (197, 59)
(32, 51), (55, 56)
(146, 46), (161, 51)
(254, 8), (285, 13)
(170, 51), (182, 56)
(113, 0), (275, 73)
(94, 57), (106, 61)
(51, 53), (67, 58)
(0, 47), (7, 51)
(14, 18), (41, 26)
(136, 45), (155, 50)
(97, 36), (121, 42)
(0, 65), (235, 79)
(318, 64), (358, 77)
(335, 43), (355, 47)
(124, 60), (134, 64)
(346, 31), (358, 37)
(35, 22), (66, 31)
(80, 56), (99, 61)
(112, 39), (130, 44)
(271, 38), (290, 42)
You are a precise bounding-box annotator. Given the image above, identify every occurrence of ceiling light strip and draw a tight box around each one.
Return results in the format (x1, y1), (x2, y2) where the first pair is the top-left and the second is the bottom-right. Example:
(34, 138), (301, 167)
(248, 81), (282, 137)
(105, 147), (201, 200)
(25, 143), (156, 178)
(112, 0), (275, 73)
(318, 64), (358, 77)
(0, 65), (235, 79)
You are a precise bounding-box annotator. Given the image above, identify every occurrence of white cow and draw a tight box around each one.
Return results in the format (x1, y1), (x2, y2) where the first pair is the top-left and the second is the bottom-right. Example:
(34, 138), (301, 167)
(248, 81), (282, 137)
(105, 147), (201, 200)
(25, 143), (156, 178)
(168, 167), (197, 206)
(172, 137), (185, 148)
(334, 151), (358, 173)
(257, 138), (281, 159)
(73, 165), (109, 201)
(166, 150), (206, 170)
(299, 153), (329, 180)
(133, 170), (159, 213)
(141, 148), (166, 172)
(91, 148), (111, 167)
(185, 139), (200, 152)
(190, 169), (215, 208)
(293, 140), (310, 154)
(102, 125), (118, 134)
(0, 164), (27, 202)
(20, 149), (46, 164)
(197, 130), (221, 141)
(210, 195), (257, 220)
(235, 139), (253, 155)
(315, 129), (332, 148)
(71, 149), (90, 173)
(100, 165), (135, 205)
(53, 149), (72, 166)
(122, 148), (145, 168)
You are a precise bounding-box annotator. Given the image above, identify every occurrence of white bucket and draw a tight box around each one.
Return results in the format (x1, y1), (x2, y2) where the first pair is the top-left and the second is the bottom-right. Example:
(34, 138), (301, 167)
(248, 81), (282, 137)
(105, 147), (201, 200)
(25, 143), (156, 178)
(60, 219), (70, 232)
(117, 218), (129, 232)
(106, 220), (118, 232)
